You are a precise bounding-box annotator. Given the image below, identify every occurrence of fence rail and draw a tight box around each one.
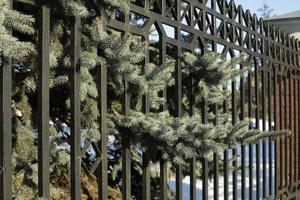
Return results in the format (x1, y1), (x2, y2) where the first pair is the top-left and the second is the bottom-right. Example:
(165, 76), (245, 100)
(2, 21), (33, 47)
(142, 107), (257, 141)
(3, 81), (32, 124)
(1, 0), (300, 199)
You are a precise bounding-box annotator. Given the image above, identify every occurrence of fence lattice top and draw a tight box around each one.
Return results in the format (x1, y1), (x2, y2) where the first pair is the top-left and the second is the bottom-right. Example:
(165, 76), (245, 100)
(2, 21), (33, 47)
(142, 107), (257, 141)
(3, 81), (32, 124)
(100, 0), (300, 74)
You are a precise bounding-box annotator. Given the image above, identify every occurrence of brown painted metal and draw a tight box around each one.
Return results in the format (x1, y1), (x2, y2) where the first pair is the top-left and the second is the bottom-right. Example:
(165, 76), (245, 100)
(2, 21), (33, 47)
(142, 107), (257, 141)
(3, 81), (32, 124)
(37, 5), (50, 198)
(0, 1), (12, 199)
(70, 15), (82, 200)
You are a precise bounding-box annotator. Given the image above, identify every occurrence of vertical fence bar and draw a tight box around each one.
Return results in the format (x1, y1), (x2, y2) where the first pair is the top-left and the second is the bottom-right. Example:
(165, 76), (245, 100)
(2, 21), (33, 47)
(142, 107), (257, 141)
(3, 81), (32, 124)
(219, 1), (228, 196)
(37, 5), (50, 198)
(298, 79), (300, 183)
(159, 110), (168, 193)
(281, 55), (285, 199)
(188, 62), (196, 200)
(160, 159), (167, 200)
(240, 61), (246, 200)
(273, 66), (278, 198)
(122, 79), (131, 200)
(188, 60), (196, 200)
(296, 45), (300, 190)
(296, 79), (300, 184)
(202, 2), (209, 198)
(224, 97), (229, 200)
(255, 60), (260, 200)
(70, 15), (81, 200)
(232, 66), (237, 200)
(223, 150), (229, 200)
(262, 70), (267, 198)
(287, 40), (292, 193)
(95, 1), (108, 198)
(277, 81), (284, 191)
(268, 70), (273, 197)
(284, 74), (288, 192)
(122, 2), (131, 199)
(289, 72), (293, 190)
(294, 46), (298, 190)
(284, 75), (289, 190)
(142, 151), (150, 200)
(190, 156), (196, 200)
(213, 103), (219, 200)
(189, 1), (196, 199)
(159, 18), (168, 200)
(175, 0), (183, 194)
(202, 99), (208, 200)
(279, 74), (284, 195)
(98, 60), (107, 200)
(248, 62), (253, 200)
(293, 72), (296, 193)
(0, 55), (12, 200)
(296, 75), (298, 187)
(142, 34), (150, 200)
(212, 1), (219, 198)
(231, 3), (238, 199)
(175, 64), (183, 200)
(0, 1), (12, 199)
(293, 74), (297, 185)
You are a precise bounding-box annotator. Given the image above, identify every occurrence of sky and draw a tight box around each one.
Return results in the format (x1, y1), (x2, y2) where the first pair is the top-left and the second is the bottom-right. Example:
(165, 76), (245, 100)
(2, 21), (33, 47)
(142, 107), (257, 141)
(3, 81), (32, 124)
(233, 0), (300, 17)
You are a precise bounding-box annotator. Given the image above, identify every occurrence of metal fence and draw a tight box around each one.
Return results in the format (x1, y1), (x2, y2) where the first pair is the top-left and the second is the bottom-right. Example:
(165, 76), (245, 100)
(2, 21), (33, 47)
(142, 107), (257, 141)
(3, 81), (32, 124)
(1, 0), (300, 199)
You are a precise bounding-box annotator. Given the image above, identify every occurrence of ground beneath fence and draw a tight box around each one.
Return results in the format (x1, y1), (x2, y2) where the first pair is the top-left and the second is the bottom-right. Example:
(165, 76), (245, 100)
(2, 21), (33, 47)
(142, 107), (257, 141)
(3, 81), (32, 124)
(168, 143), (276, 200)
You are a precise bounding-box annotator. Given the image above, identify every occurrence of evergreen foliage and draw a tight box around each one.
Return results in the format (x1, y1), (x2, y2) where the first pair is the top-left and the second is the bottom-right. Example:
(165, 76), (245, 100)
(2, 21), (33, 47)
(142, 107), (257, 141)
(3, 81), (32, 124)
(0, 0), (35, 59)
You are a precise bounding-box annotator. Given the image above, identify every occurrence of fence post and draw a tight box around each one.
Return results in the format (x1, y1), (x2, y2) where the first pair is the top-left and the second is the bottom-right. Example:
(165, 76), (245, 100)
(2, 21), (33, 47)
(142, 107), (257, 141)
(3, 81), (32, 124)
(268, 69), (273, 197)
(0, 57), (12, 200)
(37, 4), (50, 198)
(122, 79), (131, 200)
(0, 4), (12, 197)
(70, 15), (82, 200)
(98, 60), (108, 200)
(175, 1), (183, 196)
(142, 34), (150, 200)
(273, 66), (279, 198)
(202, 99), (208, 200)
